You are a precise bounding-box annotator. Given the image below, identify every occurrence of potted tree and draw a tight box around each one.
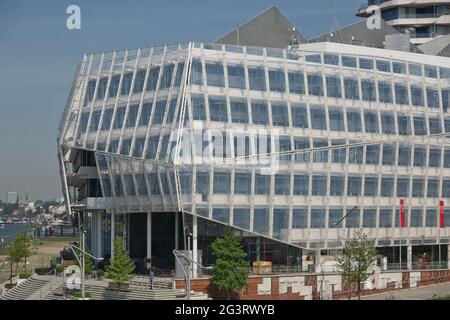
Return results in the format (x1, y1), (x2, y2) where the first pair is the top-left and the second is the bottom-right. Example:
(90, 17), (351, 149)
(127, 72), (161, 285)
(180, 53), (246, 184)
(106, 237), (135, 291)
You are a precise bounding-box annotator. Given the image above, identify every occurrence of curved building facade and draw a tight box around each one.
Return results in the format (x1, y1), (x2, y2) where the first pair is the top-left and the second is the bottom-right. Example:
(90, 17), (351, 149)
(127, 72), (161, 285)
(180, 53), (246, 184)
(357, 0), (450, 44)
(58, 41), (450, 275)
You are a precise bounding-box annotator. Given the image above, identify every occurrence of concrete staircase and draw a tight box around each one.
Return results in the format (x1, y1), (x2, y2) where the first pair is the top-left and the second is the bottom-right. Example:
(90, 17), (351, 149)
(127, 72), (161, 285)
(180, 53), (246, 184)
(0, 276), (50, 300)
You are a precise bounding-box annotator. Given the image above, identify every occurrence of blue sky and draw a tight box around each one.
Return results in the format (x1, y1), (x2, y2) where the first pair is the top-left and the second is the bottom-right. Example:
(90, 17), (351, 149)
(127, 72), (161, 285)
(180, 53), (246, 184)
(0, 0), (362, 201)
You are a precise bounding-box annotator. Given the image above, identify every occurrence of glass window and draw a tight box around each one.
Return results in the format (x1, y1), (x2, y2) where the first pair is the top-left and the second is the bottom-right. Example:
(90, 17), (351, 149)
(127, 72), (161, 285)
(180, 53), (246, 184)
(347, 176), (362, 197)
(445, 149), (450, 169)
(174, 62), (185, 87)
(269, 70), (286, 92)
(397, 115), (411, 136)
(254, 208), (269, 235)
(425, 209), (437, 227)
(230, 98), (248, 124)
(306, 54), (321, 63)
(97, 77), (108, 100)
(414, 146), (427, 167)
(329, 209), (343, 228)
(363, 209), (377, 228)
(347, 110), (362, 132)
(213, 171), (230, 194)
(424, 65), (438, 79)
(366, 145), (380, 165)
(427, 179), (439, 198)
(442, 89), (450, 113)
(234, 172), (251, 195)
(381, 112), (395, 134)
(310, 106), (327, 130)
(342, 56), (357, 68)
(376, 60), (391, 73)
(191, 94), (206, 121)
(364, 111), (379, 133)
(326, 75), (342, 98)
(146, 136), (159, 159)
(209, 96), (228, 122)
(273, 209), (289, 239)
(446, 118), (450, 133)
(324, 54), (339, 65)
(160, 64), (174, 89)
(329, 108), (345, 131)
(307, 74), (324, 96)
(196, 172), (209, 200)
(393, 62), (407, 74)
(248, 67), (266, 91)
(109, 74), (120, 98)
(397, 177), (410, 197)
(311, 209), (326, 229)
(113, 106), (126, 129)
(275, 174), (290, 195)
(378, 82), (393, 103)
(89, 110), (101, 132)
(271, 102), (289, 126)
(293, 175), (309, 195)
(133, 137), (145, 158)
(346, 208), (360, 228)
(330, 176), (344, 196)
(120, 139), (131, 156)
(79, 112), (89, 133)
(429, 148), (441, 168)
(133, 70), (146, 94)
(361, 80), (376, 102)
(365, 176), (378, 197)
(359, 58), (374, 70)
(379, 209), (392, 228)
(153, 100), (167, 124)
(227, 65), (246, 89)
(120, 72), (133, 96)
(251, 100), (269, 125)
(344, 78), (359, 100)
(411, 86), (424, 107)
(349, 146), (363, 164)
(101, 109), (113, 130)
(398, 144), (411, 166)
(331, 140), (346, 163)
(395, 84), (409, 105)
(427, 88), (440, 109)
(414, 117), (427, 136)
(429, 117), (442, 134)
(291, 103), (308, 128)
(126, 104), (139, 128)
(313, 139), (328, 163)
(409, 63), (422, 77)
(288, 72), (305, 94)
(382, 143), (395, 165)
(443, 179), (450, 197)
(233, 208), (250, 230)
(380, 177), (394, 197)
(255, 173), (271, 195)
(312, 175), (327, 196)
(410, 209), (423, 227)
(139, 102), (152, 126)
(213, 208), (229, 223)
(190, 60), (202, 85)
(206, 62), (224, 87)
(412, 178), (424, 197)
(293, 208), (308, 229)
(113, 175), (123, 197)
(294, 137), (310, 163)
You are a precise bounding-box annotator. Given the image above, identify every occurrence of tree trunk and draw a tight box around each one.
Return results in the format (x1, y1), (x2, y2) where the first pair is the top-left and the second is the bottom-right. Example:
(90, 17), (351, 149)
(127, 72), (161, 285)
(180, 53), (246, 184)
(348, 281), (352, 300)
(24, 256), (27, 274)
(227, 290), (231, 300)
(9, 261), (13, 285)
(357, 281), (361, 300)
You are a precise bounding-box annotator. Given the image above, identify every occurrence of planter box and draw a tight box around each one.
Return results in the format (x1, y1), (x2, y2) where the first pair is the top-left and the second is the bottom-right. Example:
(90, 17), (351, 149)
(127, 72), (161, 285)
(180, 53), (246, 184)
(106, 283), (131, 292)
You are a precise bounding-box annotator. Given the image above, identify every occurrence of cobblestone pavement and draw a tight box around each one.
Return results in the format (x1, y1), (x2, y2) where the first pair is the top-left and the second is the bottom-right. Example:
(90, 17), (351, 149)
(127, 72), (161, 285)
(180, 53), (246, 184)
(361, 283), (450, 300)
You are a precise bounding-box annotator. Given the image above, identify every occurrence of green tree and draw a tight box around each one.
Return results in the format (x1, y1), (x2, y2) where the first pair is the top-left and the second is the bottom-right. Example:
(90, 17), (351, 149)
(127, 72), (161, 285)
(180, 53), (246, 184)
(336, 229), (378, 300)
(211, 227), (249, 300)
(75, 247), (95, 275)
(7, 238), (24, 285)
(106, 237), (135, 289)
(15, 232), (37, 274)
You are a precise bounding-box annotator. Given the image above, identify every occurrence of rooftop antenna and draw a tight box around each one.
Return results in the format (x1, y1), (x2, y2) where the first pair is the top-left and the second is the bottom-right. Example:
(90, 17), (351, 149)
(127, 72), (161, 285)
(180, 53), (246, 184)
(328, 0), (343, 44)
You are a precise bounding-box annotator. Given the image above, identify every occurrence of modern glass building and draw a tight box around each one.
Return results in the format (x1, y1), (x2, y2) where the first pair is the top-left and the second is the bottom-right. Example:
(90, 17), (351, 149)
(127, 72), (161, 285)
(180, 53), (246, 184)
(58, 11), (450, 276)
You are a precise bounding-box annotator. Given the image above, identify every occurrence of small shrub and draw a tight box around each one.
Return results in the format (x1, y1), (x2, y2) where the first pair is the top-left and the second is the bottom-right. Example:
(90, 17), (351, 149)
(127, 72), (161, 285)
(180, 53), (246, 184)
(96, 270), (105, 277)
(19, 273), (31, 279)
(55, 264), (64, 273)
(73, 291), (91, 299)
(4, 283), (16, 289)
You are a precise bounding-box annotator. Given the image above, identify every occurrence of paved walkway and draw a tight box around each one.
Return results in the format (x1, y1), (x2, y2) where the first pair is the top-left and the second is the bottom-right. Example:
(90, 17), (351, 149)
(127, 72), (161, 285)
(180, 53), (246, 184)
(362, 283), (450, 300)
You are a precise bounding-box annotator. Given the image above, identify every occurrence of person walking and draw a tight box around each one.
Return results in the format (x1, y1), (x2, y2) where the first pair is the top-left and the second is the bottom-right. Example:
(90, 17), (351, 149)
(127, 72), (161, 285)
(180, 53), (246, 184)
(149, 268), (155, 289)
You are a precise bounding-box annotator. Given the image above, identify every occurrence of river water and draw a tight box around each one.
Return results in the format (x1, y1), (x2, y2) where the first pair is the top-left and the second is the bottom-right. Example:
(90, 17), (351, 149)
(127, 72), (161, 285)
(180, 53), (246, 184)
(0, 223), (29, 244)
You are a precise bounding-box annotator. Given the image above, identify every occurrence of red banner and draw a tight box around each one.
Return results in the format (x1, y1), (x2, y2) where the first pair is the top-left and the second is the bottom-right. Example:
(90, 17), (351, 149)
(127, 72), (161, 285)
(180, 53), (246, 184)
(400, 199), (405, 228)
(440, 200), (445, 229)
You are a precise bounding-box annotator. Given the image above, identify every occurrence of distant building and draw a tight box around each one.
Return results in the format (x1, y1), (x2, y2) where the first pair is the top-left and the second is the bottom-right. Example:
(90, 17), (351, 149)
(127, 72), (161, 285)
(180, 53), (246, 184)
(357, 0), (450, 45)
(6, 191), (18, 204)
